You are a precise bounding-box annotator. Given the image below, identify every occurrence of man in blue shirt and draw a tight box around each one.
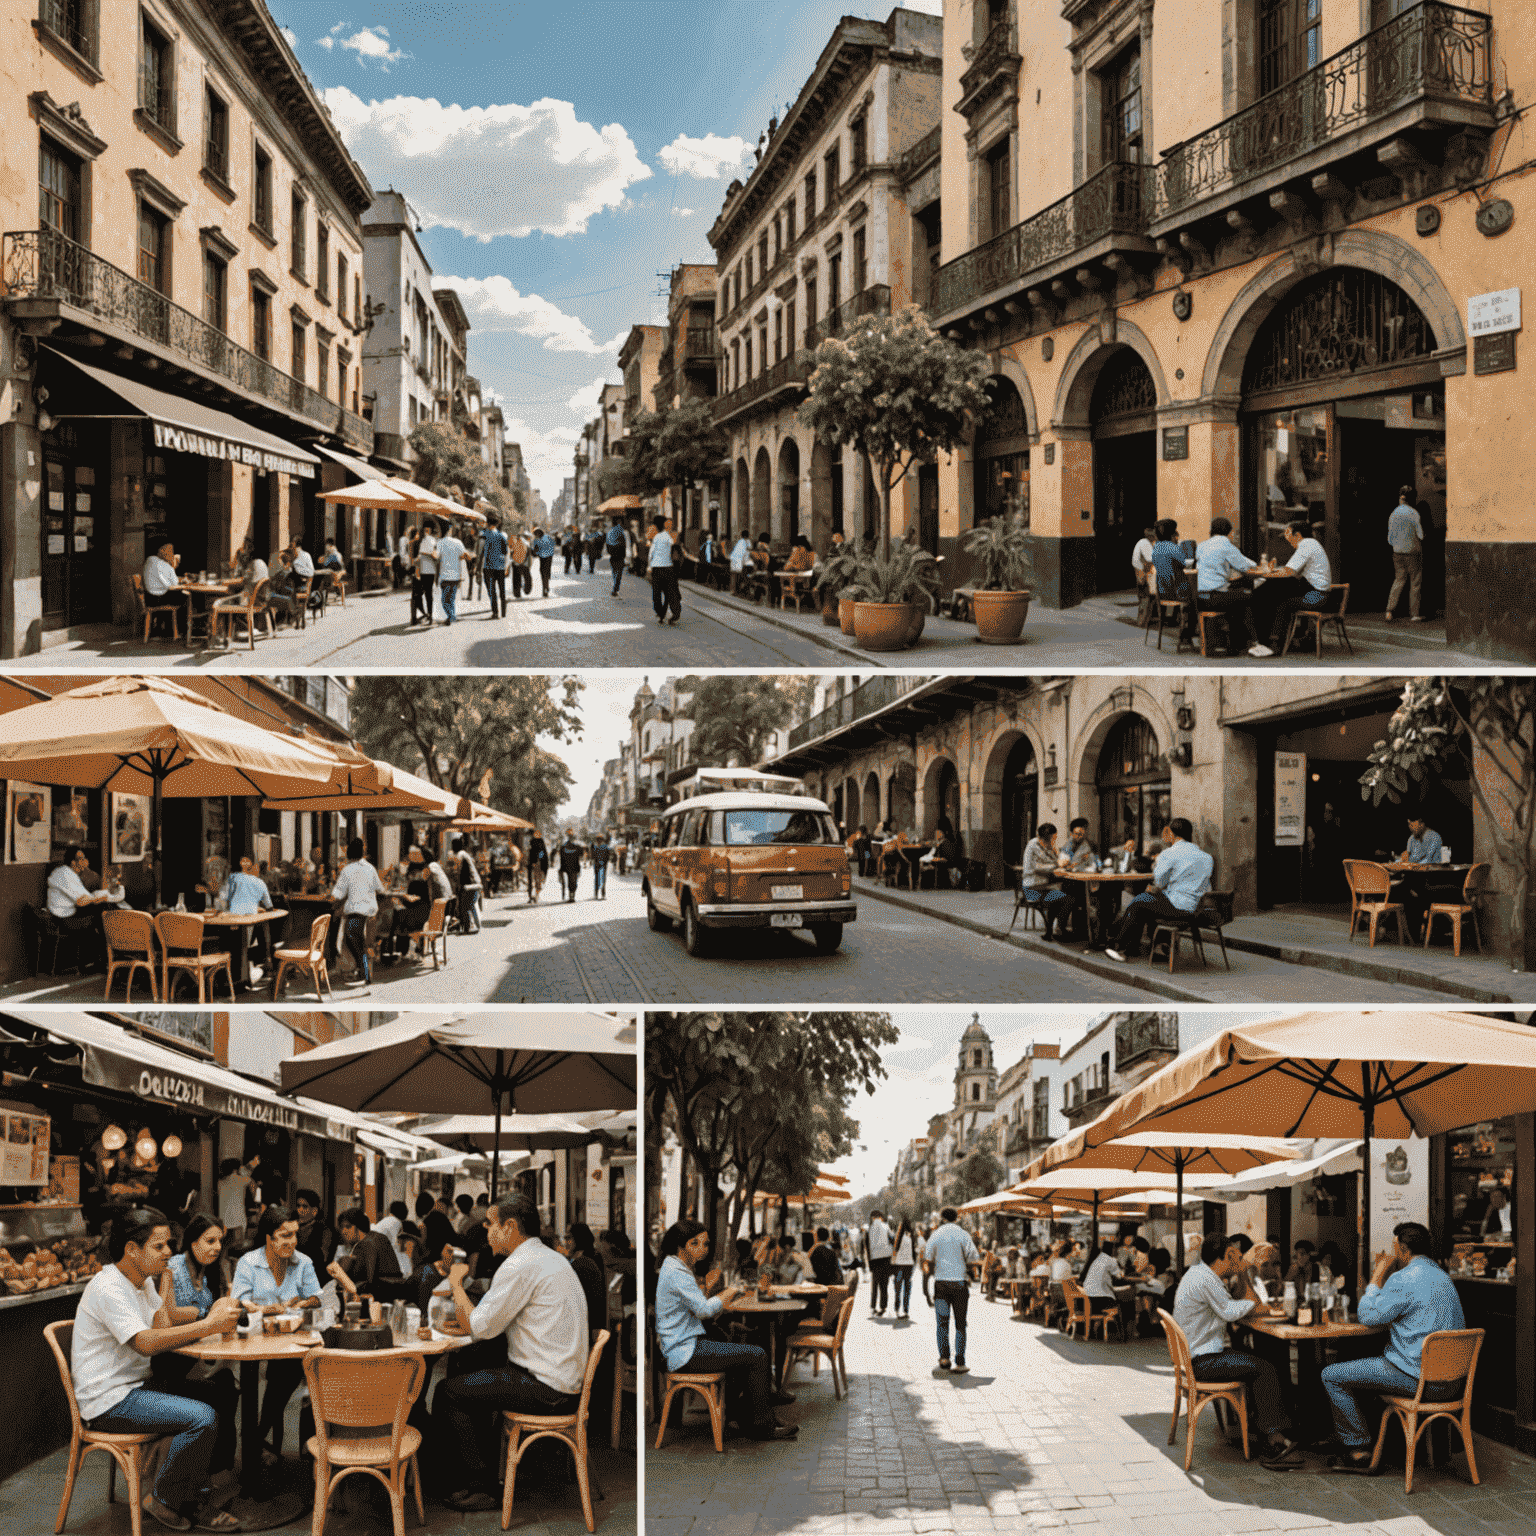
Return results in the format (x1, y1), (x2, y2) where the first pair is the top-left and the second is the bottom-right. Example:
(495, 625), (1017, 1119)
(605, 515), (630, 596)
(923, 1206), (980, 1373)
(1195, 517), (1270, 657)
(532, 527), (556, 596)
(1385, 486), (1425, 622)
(590, 830), (612, 899)
(1105, 817), (1213, 963)
(1398, 816), (1445, 940)
(648, 516), (681, 624)
(1321, 1222), (1465, 1473)
(480, 513), (509, 618)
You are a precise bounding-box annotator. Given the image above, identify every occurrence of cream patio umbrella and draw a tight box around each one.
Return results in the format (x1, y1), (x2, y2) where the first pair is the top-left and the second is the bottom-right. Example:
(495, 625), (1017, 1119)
(0, 676), (335, 900)
(413, 1111), (599, 1200)
(1074, 1010), (1536, 1287)
(1014, 1166), (1236, 1249)
(317, 480), (419, 508)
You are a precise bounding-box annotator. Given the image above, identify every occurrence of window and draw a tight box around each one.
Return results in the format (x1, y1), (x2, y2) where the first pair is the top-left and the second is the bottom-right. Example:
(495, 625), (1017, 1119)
(317, 343), (329, 398)
(744, 336), (752, 378)
(850, 116), (867, 171)
(773, 214), (781, 260)
(773, 307), (783, 363)
(1260, 0), (1322, 95)
(291, 319), (305, 381)
(316, 225), (329, 301)
(970, 1083), (980, 1102)
(824, 145), (840, 195)
(758, 323), (767, 371)
(804, 274), (817, 335)
(1031, 1078), (1049, 1139)
(805, 169), (817, 216)
(40, 0), (97, 64)
(139, 14), (173, 132)
(1101, 46), (1143, 163)
(852, 227), (867, 293)
(828, 253), (841, 318)
(39, 137), (82, 240)
(731, 338), (740, 389)
(786, 299), (796, 355)
(252, 286), (270, 360)
(733, 265), (742, 310)
(253, 146), (273, 234)
(353, 273), (361, 326)
(786, 197), (796, 243)
(722, 808), (839, 845)
(973, 1049), (983, 1067)
(336, 254), (347, 317)
(136, 202), (168, 292)
(986, 138), (1011, 239)
(204, 87), (228, 181)
(758, 232), (769, 274)
(291, 190), (306, 278)
(745, 252), (753, 290)
(202, 251), (226, 330)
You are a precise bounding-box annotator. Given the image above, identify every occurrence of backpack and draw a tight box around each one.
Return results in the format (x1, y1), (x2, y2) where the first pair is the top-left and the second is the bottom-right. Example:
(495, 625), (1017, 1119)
(510, 535), (528, 564)
(606, 524), (625, 549)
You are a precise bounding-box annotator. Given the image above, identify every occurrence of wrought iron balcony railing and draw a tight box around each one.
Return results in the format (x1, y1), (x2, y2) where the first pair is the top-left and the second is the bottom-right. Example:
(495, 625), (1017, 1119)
(786, 675), (927, 750)
(683, 326), (718, 360)
(897, 125), (942, 183)
(1114, 1012), (1180, 1068)
(1155, 2), (1492, 222)
(2, 227), (372, 452)
(806, 283), (893, 348)
(958, 20), (1019, 112)
(711, 350), (814, 421)
(932, 160), (1151, 319)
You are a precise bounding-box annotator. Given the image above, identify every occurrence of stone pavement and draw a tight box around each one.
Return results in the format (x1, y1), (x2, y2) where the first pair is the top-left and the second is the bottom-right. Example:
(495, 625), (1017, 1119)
(647, 1292), (1535, 1536)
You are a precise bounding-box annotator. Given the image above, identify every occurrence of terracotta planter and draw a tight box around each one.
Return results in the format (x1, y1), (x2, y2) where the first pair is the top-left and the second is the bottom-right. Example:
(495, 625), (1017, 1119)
(838, 596), (858, 635)
(905, 607), (926, 645)
(821, 589), (841, 626)
(854, 601), (920, 651)
(972, 588), (1032, 645)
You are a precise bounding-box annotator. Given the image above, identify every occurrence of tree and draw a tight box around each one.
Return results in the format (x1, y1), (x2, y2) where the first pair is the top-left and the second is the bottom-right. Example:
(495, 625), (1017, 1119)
(594, 455), (638, 504)
(628, 397), (731, 519)
(944, 1149), (1004, 1211)
(1359, 677), (1536, 970)
(407, 420), (494, 504)
(799, 304), (991, 558)
(680, 675), (819, 767)
(350, 676), (583, 832)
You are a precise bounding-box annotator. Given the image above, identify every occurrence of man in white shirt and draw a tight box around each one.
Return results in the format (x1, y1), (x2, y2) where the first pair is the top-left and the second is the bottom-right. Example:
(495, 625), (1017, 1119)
(413, 520), (440, 625)
(373, 1201), (410, 1275)
(437, 1193), (590, 1512)
(1254, 519), (1333, 650)
(331, 836), (386, 986)
(288, 539), (315, 580)
(436, 526), (467, 624)
(648, 515), (682, 625)
(865, 1209), (894, 1316)
(1131, 524), (1156, 624)
(72, 1207), (242, 1531)
(47, 846), (113, 933)
(141, 543), (182, 607)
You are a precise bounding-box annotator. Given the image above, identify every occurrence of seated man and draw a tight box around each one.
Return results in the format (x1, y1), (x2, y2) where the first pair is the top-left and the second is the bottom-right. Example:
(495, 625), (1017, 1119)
(198, 854), (274, 968)
(141, 542), (184, 613)
(72, 1207), (242, 1533)
(1195, 516), (1270, 657)
(434, 1194), (596, 1511)
(263, 550), (299, 626)
(1173, 1232), (1304, 1468)
(1321, 1221), (1465, 1474)
(47, 846), (114, 954)
(1105, 817), (1213, 963)
(1252, 519), (1334, 650)
(327, 1206), (404, 1300)
(1057, 816), (1099, 940)
(654, 1218), (795, 1443)
(1396, 814), (1445, 939)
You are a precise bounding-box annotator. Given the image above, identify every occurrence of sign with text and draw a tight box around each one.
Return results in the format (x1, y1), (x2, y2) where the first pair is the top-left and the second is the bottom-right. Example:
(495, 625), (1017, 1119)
(1367, 1138), (1429, 1261)
(1468, 287), (1520, 338)
(151, 420), (315, 479)
(1162, 426), (1189, 460)
(1274, 752), (1306, 846)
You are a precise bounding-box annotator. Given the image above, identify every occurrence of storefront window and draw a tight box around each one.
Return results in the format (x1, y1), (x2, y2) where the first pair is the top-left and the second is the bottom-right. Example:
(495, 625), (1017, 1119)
(1447, 1116), (1516, 1262)
(1097, 713), (1170, 856)
(1254, 406), (1328, 544)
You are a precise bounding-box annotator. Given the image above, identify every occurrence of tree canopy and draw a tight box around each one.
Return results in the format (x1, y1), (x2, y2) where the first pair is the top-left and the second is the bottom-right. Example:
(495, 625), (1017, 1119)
(943, 1149), (1003, 1210)
(407, 420), (496, 504)
(627, 397), (731, 500)
(680, 676), (819, 767)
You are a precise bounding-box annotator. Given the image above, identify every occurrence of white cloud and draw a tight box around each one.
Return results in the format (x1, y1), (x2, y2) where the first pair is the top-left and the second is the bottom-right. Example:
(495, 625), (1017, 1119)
(499, 414), (587, 502)
(323, 87), (651, 241)
(317, 23), (408, 68)
(677, 208), (695, 218)
(280, 25), (298, 48)
(658, 132), (751, 181)
(566, 375), (610, 418)
(437, 274), (627, 358)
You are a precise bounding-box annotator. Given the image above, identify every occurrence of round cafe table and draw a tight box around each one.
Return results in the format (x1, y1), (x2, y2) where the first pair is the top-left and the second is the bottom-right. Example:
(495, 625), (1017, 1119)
(724, 1295), (806, 1391)
(1238, 1313), (1386, 1437)
(1056, 869), (1150, 948)
(201, 908), (288, 992)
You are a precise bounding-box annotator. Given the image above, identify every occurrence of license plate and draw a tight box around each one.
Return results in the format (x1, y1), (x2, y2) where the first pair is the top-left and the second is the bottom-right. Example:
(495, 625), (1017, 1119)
(771, 885), (803, 900)
(770, 912), (804, 928)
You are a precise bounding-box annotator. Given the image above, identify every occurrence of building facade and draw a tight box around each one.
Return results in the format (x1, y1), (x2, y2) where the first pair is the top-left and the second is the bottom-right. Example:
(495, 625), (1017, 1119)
(928, 0), (1532, 658)
(655, 263), (720, 533)
(2, 0), (378, 656)
(708, 7), (943, 550)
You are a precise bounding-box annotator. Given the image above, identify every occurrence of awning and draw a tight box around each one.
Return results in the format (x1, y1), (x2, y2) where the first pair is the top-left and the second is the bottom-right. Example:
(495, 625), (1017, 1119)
(314, 445), (387, 482)
(4, 1010), (342, 1139)
(43, 349), (318, 479)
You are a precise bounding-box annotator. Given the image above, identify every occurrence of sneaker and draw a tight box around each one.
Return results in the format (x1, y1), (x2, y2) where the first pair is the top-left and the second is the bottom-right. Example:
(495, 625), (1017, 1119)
(1409, 615), (1425, 623)
(1383, 612), (1395, 622)
(937, 1358), (951, 1372)
(1325, 1450), (1378, 1475)
(1104, 948), (1129, 963)
(668, 615), (680, 625)
(751, 1422), (799, 1441)
(1248, 643), (1274, 657)
(951, 1362), (969, 1374)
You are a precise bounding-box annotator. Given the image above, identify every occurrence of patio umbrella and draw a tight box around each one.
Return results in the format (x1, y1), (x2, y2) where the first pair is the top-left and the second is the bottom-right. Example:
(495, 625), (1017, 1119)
(318, 480), (418, 507)
(442, 802), (535, 833)
(277, 1012), (635, 1199)
(1075, 1010), (1536, 1287)
(1015, 1166), (1235, 1250)
(415, 1111), (597, 1199)
(0, 676), (335, 900)
(597, 494), (643, 512)
(1203, 1141), (1364, 1204)
(260, 757), (465, 819)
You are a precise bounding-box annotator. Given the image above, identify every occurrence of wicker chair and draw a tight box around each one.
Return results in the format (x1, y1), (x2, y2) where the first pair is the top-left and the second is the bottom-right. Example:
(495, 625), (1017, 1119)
(1424, 863), (1489, 957)
(1343, 860), (1409, 946)
(1368, 1327), (1484, 1493)
(271, 913), (333, 1001)
(654, 1368), (727, 1454)
(408, 897), (450, 970)
(1156, 1308), (1250, 1470)
(211, 577), (274, 650)
(102, 909), (160, 1002)
(1061, 1276), (1120, 1342)
(154, 910), (234, 1003)
(130, 575), (182, 642)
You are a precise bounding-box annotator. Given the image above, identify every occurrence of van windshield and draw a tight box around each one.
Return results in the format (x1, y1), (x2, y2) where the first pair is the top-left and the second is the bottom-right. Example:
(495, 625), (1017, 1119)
(723, 809), (839, 846)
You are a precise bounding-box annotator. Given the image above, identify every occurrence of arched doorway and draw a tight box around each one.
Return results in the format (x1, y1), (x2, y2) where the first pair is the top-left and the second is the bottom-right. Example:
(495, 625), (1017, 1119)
(751, 448), (771, 538)
(999, 736), (1037, 887)
(923, 758), (961, 840)
(1239, 266), (1442, 613)
(734, 456), (750, 541)
(1096, 713), (1170, 857)
(889, 762), (916, 832)
(843, 776), (861, 834)
(863, 770), (882, 827)
(776, 437), (800, 544)
(1090, 349), (1157, 595)
(810, 439), (834, 551)
(973, 376), (1031, 528)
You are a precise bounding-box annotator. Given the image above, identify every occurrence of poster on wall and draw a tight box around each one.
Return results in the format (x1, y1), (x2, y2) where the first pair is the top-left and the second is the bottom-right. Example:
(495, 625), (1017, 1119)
(6, 782), (52, 865)
(1, 1108), (51, 1185)
(111, 792), (149, 863)
(52, 791), (89, 848)
(1367, 1138), (1429, 1260)
(1274, 752), (1306, 847)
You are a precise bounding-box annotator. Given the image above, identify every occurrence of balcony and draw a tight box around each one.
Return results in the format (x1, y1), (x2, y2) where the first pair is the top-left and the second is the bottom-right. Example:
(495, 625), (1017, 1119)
(786, 675), (927, 750)
(1114, 1012), (1179, 1070)
(956, 20), (1021, 120)
(931, 161), (1154, 327)
(897, 125), (942, 185)
(682, 326), (718, 366)
(3, 228), (372, 453)
(1153, 3), (1494, 236)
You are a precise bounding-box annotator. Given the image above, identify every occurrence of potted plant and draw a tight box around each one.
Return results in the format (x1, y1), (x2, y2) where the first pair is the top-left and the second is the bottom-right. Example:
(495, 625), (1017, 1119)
(961, 514), (1035, 644)
(816, 543), (862, 628)
(850, 544), (941, 651)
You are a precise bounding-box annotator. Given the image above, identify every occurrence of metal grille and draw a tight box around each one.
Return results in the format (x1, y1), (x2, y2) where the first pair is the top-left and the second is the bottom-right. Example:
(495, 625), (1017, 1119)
(1243, 267), (1436, 393)
(1090, 349), (1157, 421)
(1098, 713), (1163, 785)
(977, 376), (1028, 444)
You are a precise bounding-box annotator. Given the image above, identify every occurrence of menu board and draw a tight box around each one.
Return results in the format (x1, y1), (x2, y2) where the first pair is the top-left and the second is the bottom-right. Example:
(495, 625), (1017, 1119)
(1, 1108), (51, 1186)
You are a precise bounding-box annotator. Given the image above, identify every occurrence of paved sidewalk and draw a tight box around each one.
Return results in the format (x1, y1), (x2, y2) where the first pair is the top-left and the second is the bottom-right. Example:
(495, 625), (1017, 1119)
(648, 1292), (1535, 1536)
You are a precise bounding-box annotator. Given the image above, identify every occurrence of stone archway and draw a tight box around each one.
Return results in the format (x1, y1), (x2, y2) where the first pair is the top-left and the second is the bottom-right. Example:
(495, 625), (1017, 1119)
(751, 447), (772, 538)
(842, 776), (861, 836)
(863, 769), (882, 826)
(776, 436), (801, 545)
(1052, 316), (1169, 430)
(734, 457), (750, 541)
(977, 726), (1042, 884)
(920, 756), (961, 840)
(889, 762), (917, 832)
(810, 439), (834, 551)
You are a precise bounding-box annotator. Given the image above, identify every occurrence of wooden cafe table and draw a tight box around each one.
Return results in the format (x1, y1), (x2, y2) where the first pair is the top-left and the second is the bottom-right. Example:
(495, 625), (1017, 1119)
(1238, 1313), (1387, 1432)
(724, 1293), (807, 1391)
(176, 578), (243, 648)
(1056, 869), (1150, 948)
(201, 908), (288, 993)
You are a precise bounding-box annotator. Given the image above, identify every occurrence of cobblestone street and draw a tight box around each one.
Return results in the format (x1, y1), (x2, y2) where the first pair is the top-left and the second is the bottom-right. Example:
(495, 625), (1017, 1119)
(648, 1293), (1536, 1536)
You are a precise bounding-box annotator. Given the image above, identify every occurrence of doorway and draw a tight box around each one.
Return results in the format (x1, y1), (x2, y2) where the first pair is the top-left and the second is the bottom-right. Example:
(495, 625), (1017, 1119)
(918, 463), (939, 555)
(1089, 349), (1157, 594)
(40, 424), (108, 629)
(999, 736), (1038, 886)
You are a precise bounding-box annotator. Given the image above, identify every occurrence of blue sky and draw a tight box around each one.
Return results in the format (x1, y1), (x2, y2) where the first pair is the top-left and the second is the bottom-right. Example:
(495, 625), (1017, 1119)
(271, 1), (941, 502)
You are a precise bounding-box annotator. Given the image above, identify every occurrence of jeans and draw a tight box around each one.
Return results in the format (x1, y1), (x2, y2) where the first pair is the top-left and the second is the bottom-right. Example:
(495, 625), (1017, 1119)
(258, 1359), (306, 1454)
(539, 556), (553, 595)
(934, 1279), (970, 1364)
(440, 579), (460, 623)
(869, 1256), (891, 1311)
(651, 567), (681, 620)
(610, 551), (625, 594)
(1321, 1355), (1424, 1448)
(485, 569), (507, 617)
(413, 573), (436, 623)
(92, 1384), (219, 1514)
(343, 912), (370, 983)
(593, 863), (607, 897)
(512, 563), (532, 598)
(459, 887), (481, 932)
(435, 1363), (579, 1488)
(1191, 1348), (1290, 1437)
(1388, 552), (1423, 618)
(675, 1337), (773, 1430)
(891, 1265), (914, 1314)
(1109, 890), (1189, 955)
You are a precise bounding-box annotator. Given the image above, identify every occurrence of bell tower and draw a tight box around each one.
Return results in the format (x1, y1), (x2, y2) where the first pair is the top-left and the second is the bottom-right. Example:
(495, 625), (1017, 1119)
(953, 1013), (997, 1111)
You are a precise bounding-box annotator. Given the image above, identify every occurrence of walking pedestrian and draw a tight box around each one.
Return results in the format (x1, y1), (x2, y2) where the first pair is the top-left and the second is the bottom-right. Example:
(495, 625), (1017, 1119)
(890, 1216), (917, 1320)
(648, 515), (682, 625)
(1385, 484), (1425, 622)
(510, 526), (532, 600)
(561, 526), (577, 574)
(436, 523), (466, 625)
(331, 837), (386, 990)
(525, 831), (548, 902)
(412, 520), (439, 626)
(469, 525), (486, 602)
(924, 1205), (980, 1374)
(586, 524), (604, 573)
(450, 837), (482, 933)
(865, 1209), (893, 1316)
(590, 829), (612, 899)
(605, 514), (630, 597)
(391, 526), (407, 590)
(556, 828), (584, 902)
(729, 531), (751, 593)
(533, 527), (556, 597)
(480, 513), (509, 618)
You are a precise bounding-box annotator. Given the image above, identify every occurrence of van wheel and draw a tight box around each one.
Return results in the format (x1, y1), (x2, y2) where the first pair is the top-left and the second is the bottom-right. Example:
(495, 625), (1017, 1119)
(682, 900), (711, 956)
(810, 923), (844, 954)
(646, 889), (671, 933)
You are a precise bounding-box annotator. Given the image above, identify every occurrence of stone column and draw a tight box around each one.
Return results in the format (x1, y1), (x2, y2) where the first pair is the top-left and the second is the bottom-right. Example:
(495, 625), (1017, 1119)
(0, 417), (43, 656)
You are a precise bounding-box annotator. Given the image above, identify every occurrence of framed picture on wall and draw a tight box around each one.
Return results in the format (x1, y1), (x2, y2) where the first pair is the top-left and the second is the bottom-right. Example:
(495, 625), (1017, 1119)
(6, 782), (52, 865)
(111, 792), (150, 863)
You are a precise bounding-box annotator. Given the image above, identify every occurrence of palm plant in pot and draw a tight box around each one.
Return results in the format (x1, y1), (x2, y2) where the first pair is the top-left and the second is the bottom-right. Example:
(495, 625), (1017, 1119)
(849, 543), (942, 651)
(961, 513), (1035, 644)
(816, 542), (863, 629)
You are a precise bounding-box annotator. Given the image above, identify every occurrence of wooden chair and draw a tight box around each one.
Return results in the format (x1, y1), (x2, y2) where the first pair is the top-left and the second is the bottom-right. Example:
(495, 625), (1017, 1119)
(784, 1297), (856, 1401)
(1150, 891), (1234, 973)
(1144, 571), (1195, 654)
(211, 577), (274, 651)
(153, 910), (234, 1003)
(102, 909), (160, 1002)
(1343, 860), (1409, 946)
(408, 897), (450, 970)
(1424, 863), (1489, 957)
(130, 575), (181, 643)
(271, 912), (333, 1001)
(611, 1306), (638, 1450)
(303, 1347), (426, 1536)
(44, 1319), (164, 1536)
(918, 856), (949, 891)
(1007, 870), (1042, 933)
(654, 1368), (727, 1453)
(1368, 1327), (1484, 1493)
(27, 906), (93, 977)
(501, 1329), (610, 1532)
(794, 1285), (849, 1339)
(1196, 607), (1234, 659)
(289, 574), (314, 631)
(1156, 1308), (1250, 1471)
(1060, 1276), (1120, 1342)
(1281, 583), (1353, 658)
(327, 567), (348, 607)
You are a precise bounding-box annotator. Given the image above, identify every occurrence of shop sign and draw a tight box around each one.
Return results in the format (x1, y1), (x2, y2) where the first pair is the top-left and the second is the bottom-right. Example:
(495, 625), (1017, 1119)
(1474, 332), (1516, 376)
(150, 421), (315, 479)
(1467, 287), (1520, 338)
(1161, 426), (1189, 461)
(1367, 1137), (1428, 1243)
(1, 1108), (50, 1185)
(1274, 752), (1306, 846)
